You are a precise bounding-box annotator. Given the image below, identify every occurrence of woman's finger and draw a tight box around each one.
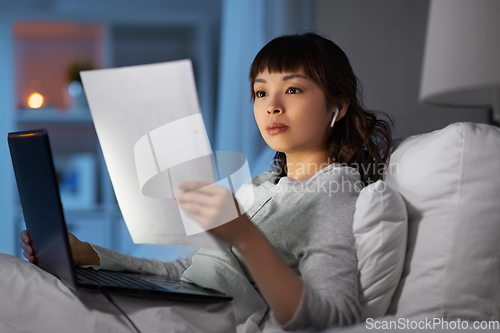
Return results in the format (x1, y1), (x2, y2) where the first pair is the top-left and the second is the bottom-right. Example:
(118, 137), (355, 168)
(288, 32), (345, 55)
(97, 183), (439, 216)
(179, 181), (227, 196)
(20, 241), (30, 253)
(23, 250), (34, 262)
(177, 201), (204, 216)
(20, 230), (30, 244)
(179, 181), (211, 192)
(176, 190), (216, 207)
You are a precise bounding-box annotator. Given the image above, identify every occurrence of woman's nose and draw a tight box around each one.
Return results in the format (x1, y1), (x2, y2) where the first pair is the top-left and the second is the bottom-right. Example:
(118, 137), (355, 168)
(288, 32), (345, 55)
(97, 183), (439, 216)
(267, 97), (284, 115)
(267, 108), (283, 115)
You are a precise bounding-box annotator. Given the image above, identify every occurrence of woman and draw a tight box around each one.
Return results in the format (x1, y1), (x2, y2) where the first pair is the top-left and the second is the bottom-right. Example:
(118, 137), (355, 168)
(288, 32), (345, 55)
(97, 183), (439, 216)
(21, 32), (393, 331)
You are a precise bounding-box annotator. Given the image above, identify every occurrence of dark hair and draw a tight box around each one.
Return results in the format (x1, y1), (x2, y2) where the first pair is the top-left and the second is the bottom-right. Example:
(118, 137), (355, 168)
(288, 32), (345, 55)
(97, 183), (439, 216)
(249, 32), (393, 185)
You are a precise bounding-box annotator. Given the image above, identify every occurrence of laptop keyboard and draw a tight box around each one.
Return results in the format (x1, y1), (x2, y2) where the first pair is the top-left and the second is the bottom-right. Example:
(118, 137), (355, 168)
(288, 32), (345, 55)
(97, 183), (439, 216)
(76, 267), (166, 291)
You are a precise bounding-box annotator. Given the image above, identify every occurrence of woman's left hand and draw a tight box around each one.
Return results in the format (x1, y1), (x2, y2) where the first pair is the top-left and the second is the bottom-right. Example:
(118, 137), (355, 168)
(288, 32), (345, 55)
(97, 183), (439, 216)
(176, 181), (254, 246)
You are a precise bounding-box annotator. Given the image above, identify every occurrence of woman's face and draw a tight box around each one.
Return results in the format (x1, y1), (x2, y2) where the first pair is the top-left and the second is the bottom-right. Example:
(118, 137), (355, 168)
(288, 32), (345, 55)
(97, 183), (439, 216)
(253, 69), (333, 155)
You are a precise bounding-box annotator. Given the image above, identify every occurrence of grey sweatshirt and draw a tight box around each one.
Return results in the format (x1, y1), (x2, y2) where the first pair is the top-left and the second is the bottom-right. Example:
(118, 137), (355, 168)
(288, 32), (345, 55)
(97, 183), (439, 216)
(92, 164), (362, 331)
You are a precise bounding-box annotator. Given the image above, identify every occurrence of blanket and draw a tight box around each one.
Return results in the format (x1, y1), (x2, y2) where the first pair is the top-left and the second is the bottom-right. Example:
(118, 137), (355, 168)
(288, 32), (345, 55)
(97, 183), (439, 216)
(0, 250), (283, 333)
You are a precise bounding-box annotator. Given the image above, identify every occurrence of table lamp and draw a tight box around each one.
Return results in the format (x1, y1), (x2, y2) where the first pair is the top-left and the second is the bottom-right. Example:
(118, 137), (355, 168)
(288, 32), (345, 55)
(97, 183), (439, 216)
(419, 0), (500, 125)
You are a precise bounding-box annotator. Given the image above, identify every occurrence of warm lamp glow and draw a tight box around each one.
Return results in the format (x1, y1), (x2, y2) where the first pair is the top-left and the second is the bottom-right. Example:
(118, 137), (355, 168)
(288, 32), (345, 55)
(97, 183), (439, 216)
(28, 93), (44, 108)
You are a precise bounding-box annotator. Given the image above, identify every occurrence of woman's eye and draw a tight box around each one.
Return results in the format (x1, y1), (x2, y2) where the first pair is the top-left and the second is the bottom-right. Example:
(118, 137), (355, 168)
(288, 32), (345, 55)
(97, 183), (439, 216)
(286, 87), (301, 94)
(255, 91), (266, 98)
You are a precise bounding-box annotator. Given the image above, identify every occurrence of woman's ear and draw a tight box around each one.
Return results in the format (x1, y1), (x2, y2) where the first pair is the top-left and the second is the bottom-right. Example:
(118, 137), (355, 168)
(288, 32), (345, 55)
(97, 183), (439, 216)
(335, 99), (350, 121)
(330, 99), (350, 126)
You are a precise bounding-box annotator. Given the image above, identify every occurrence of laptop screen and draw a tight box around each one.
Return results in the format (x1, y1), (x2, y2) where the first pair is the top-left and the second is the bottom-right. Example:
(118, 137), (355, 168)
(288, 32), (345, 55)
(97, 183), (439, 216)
(8, 129), (78, 291)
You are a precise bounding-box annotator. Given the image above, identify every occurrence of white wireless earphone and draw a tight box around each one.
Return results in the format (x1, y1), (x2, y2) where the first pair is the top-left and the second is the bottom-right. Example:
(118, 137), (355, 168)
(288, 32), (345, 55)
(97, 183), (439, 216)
(330, 107), (339, 128)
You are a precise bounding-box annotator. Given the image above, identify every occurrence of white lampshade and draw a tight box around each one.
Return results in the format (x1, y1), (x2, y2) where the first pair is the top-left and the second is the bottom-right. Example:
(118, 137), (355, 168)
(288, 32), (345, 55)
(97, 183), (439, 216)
(420, 0), (500, 121)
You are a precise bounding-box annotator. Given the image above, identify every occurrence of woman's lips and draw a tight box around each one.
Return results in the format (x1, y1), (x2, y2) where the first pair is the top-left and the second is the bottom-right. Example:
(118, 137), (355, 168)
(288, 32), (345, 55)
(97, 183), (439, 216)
(266, 125), (289, 135)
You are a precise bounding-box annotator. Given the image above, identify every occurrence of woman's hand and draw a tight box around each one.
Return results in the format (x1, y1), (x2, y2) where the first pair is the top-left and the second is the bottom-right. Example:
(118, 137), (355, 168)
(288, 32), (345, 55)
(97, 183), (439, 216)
(20, 230), (35, 263)
(20, 230), (100, 266)
(176, 181), (255, 247)
(177, 181), (303, 324)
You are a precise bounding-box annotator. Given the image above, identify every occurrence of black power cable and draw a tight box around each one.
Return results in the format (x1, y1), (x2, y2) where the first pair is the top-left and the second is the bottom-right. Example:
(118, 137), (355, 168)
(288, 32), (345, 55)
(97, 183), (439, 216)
(98, 287), (142, 333)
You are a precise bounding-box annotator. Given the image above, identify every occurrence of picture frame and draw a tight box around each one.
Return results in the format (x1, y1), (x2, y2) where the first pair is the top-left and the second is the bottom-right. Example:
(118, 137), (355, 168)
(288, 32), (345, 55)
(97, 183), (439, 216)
(54, 153), (96, 210)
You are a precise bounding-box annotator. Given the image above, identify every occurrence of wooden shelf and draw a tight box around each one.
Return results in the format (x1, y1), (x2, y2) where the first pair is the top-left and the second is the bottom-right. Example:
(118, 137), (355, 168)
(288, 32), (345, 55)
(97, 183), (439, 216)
(16, 108), (93, 124)
(14, 22), (103, 110)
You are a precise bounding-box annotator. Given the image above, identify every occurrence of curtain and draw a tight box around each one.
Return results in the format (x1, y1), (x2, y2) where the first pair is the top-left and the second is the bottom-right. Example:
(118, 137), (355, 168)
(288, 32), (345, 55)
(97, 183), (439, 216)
(214, 0), (313, 177)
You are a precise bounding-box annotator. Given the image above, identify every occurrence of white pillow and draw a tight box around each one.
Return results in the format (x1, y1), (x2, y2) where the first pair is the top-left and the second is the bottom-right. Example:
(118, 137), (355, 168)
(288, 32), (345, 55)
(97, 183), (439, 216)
(353, 179), (407, 320)
(385, 122), (500, 321)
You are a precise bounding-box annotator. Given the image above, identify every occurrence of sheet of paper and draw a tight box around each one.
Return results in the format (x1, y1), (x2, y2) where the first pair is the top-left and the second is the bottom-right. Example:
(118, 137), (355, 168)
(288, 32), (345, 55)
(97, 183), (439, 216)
(81, 60), (233, 250)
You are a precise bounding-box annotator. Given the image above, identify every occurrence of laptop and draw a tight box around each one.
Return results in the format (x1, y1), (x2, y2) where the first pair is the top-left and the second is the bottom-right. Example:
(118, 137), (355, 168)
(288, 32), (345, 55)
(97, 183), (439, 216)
(8, 129), (232, 303)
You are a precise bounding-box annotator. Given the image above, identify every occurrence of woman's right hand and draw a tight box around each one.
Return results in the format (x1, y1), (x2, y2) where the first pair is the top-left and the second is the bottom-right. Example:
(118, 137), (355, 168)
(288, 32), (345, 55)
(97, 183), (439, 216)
(20, 230), (100, 266)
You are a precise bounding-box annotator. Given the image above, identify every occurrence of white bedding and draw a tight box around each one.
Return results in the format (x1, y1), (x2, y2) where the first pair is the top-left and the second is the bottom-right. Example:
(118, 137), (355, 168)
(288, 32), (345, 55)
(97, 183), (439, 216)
(0, 251), (283, 333)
